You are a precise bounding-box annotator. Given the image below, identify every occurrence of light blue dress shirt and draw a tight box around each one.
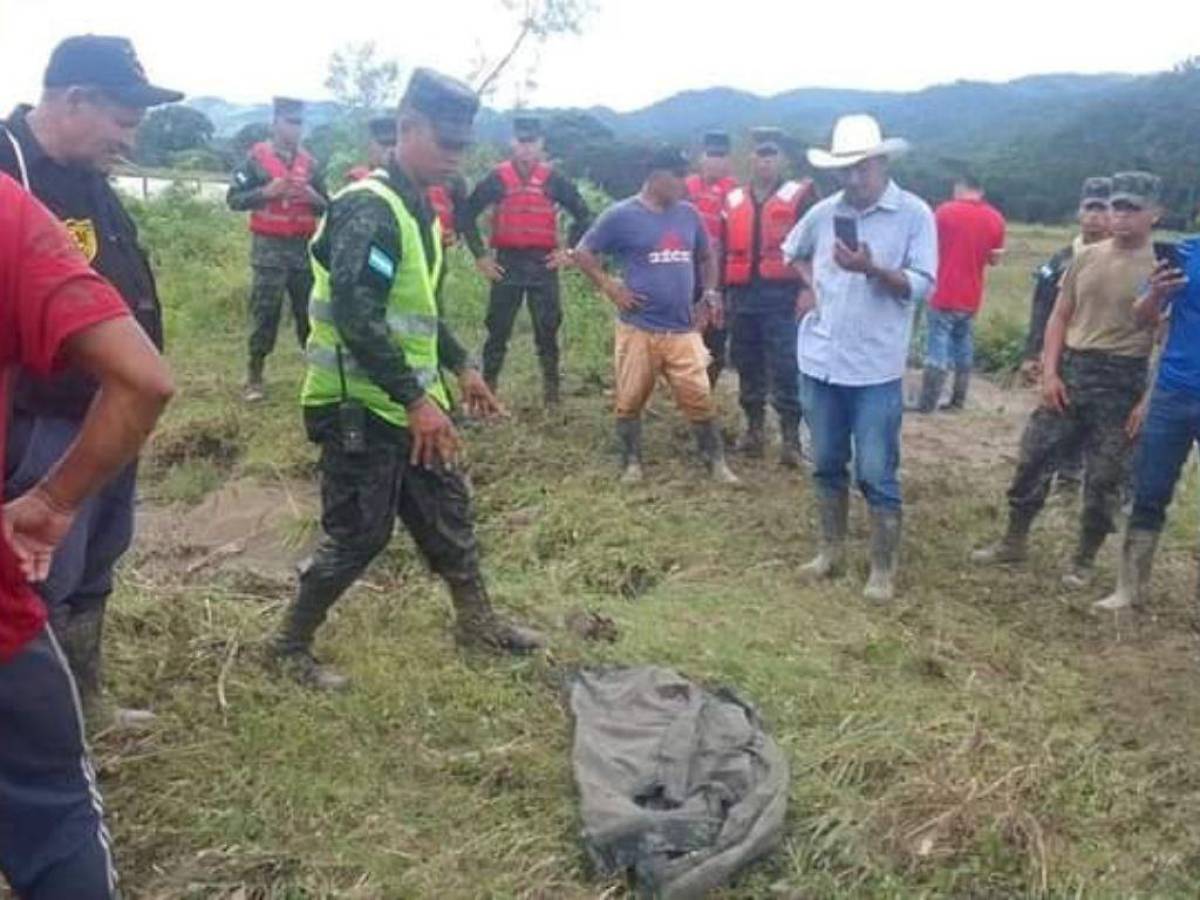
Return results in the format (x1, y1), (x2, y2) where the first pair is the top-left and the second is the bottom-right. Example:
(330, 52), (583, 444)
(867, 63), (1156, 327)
(782, 180), (938, 386)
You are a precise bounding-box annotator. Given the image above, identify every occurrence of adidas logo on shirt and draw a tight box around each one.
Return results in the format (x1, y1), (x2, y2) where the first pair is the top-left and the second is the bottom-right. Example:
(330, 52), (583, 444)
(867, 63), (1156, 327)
(648, 231), (692, 265)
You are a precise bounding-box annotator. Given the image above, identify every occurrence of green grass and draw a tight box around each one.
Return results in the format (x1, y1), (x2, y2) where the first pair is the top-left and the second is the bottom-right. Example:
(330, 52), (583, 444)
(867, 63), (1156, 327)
(99, 199), (1200, 898)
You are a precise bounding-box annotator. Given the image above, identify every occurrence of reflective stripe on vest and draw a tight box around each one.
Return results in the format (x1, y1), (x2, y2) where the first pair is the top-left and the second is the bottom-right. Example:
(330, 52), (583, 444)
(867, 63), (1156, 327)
(723, 180), (813, 285)
(301, 176), (449, 428)
(490, 160), (557, 250)
(308, 297), (439, 338)
(248, 142), (319, 238)
(685, 174), (736, 242)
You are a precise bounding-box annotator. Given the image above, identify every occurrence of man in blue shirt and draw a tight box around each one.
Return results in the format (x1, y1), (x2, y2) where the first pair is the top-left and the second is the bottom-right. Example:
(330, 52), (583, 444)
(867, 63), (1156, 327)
(573, 146), (739, 485)
(1095, 238), (1193, 611)
(782, 115), (937, 602)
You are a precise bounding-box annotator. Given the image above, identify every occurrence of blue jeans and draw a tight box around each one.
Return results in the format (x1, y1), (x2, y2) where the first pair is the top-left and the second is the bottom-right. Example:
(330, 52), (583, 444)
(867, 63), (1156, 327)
(1129, 386), (1200, 531)
(0, 627), (117, 898)
(925, 308), (975, 371)
(801, 375), (903, 510)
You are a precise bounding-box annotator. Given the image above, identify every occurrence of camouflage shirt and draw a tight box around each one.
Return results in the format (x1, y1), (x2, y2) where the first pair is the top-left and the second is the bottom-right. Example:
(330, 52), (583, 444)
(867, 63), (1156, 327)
(227, 144), (328, 269)
(308, 162), (470, 409)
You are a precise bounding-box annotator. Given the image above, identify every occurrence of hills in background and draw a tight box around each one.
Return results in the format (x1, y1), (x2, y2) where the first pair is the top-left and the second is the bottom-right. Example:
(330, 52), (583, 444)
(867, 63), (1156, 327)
(185, 65), (1200, 225)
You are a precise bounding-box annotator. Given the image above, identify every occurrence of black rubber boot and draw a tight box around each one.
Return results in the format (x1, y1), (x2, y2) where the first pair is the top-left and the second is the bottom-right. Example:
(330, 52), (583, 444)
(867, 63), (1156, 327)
(1063, 527), (1108, 589)
(913, 366), (946, 414)
(271, 567), (351, 691)
(942, 367), (970, 411)
(446, 574), (544, 654)
(779, 417), (803, 469)
(693, 421), (740, 484)
(735, 410), (766, 458)
(864, 508), (902, 602)
(244, 354), (266, 403)
(616, 417), (643, 483)
(57, 605), (156, 731)
(971, 510), (1034, 565)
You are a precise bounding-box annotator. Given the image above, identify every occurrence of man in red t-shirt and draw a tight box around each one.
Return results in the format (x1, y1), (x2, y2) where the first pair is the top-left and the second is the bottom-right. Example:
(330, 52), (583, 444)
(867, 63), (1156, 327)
(915, 174), (1006, 412)
(0, 173), (173, 899)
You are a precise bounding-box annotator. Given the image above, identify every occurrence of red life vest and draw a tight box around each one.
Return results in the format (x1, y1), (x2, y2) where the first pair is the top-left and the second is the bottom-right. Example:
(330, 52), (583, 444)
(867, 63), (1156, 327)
(345, 164), (372, 182)
(427, 184), (457, 246)
(723, 179), (815, 285)
(490, 160), (557, 250)
(248, 142), (319, 239)
(685, 174), (737, 243)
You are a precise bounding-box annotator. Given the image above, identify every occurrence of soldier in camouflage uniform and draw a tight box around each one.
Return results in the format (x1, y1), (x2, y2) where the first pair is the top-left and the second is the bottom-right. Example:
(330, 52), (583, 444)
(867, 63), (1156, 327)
(1018, 177), (1114, 493)
(973, 172), (1163, 588)
(227, 97), (328, 401)
(270, 70), (543, 691)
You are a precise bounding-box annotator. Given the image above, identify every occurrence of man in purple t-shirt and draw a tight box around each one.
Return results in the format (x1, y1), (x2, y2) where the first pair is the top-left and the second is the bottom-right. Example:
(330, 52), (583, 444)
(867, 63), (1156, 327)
(572, 146), (739, 484)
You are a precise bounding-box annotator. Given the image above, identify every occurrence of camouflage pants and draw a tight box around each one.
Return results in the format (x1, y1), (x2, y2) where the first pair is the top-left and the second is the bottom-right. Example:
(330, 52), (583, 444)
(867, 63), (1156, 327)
(248, 264), (313, 361)
(294, 418), (480, 628)
(1007, 350), (1147, 539)
(481, 279), (561, 386)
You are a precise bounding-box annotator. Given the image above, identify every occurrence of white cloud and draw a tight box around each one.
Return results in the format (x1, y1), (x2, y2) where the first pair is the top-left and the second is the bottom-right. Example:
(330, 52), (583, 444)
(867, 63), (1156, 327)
(0, 0), (1193, 114)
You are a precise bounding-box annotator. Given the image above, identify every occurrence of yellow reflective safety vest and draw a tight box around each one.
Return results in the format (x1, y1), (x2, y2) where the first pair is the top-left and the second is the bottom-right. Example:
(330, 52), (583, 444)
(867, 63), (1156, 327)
(301, 176), (449, 428)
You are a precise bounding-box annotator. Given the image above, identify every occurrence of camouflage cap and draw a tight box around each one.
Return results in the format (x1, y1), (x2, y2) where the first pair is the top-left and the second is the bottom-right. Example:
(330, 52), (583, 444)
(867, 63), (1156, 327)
(1080, 176), (1112, 207)
(1110, 171), (1161, 208)
(273, 97), (304, 119)
(368, 116), (397, 145)
(751, 127), (785, 151)
(513, 115), (543, 140)
(399, 68), (478, 146)
(702, 130), (731, 155)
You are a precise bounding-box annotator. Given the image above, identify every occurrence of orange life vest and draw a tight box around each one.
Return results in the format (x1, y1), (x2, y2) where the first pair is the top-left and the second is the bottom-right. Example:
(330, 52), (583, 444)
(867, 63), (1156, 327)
(490, 160), (557, 250)
(427, 183), (457, 246)
(723, 179), (815, 285)
(248, 142), (319, 239)
(685, 174), (737, 243)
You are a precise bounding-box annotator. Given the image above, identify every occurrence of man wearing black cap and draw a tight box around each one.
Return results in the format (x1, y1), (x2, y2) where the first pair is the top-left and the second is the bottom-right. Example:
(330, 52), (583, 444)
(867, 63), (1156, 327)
(573, 146), (739, 485)
(974, 172), (1164, 590)
(227, 96), (328, 402)
(1019, 176), (1113, 493)
(685, 131), (738, 386)
(272, 69), (543, 690)
(723, 127), (817, 467)
(0, 34), (181, 731)
(345, 115), (399, 182)
(459, 115), (592, 406)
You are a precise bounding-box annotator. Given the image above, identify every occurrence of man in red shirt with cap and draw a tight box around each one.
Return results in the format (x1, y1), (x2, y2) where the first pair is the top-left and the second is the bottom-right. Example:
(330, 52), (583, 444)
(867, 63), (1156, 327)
(0, 172), (173, 898)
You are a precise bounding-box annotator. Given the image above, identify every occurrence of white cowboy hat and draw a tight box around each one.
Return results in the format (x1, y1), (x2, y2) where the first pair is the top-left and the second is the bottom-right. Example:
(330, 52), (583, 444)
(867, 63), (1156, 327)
(806, 114), (910, 169)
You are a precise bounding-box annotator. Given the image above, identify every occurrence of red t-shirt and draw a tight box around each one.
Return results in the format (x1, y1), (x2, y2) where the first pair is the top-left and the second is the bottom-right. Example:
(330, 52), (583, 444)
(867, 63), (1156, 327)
(0, 173), (130, 661)
(930, 198), (1006, 313)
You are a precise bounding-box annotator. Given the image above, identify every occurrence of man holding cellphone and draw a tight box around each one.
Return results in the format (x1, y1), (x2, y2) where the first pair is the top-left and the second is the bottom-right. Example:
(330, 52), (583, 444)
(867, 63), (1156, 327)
(973, 172), (1166, 590)
(781, 115), (936, 602)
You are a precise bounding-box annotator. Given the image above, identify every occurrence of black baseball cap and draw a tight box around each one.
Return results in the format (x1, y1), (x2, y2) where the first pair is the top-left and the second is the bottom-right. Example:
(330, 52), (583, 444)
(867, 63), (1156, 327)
(752, 127), (785, 153)
(273, 97), (304, 120)
(399, 67), (478, 147)
(646, 144), (689, 178)
(44, 35), (183, 108)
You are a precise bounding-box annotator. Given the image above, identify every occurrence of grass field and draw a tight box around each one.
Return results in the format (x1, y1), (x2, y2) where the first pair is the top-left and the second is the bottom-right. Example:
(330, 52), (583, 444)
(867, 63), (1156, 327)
(97, 192), (1200, 898)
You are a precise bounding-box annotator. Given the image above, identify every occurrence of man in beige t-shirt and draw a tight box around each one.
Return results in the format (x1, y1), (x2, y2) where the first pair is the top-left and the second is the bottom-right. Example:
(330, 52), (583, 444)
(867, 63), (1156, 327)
(973, 172), (1161, 587)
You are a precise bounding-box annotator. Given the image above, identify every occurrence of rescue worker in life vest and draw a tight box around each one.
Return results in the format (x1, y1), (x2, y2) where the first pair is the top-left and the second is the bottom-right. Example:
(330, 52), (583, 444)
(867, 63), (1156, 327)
(723, 127), (817, 467)
(271, 69), (544, 690)
(685, 130), (739, 386)
(227, 96), (328, 402)
(459, 115), (592, 406)
(348, 116), (468, 249)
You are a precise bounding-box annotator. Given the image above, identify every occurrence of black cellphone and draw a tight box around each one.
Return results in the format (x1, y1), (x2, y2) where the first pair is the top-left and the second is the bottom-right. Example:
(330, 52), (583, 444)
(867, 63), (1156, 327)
(338, 400), (367, 454)
(1153, 241), (1183, 271)
(834, 215), (859, 252)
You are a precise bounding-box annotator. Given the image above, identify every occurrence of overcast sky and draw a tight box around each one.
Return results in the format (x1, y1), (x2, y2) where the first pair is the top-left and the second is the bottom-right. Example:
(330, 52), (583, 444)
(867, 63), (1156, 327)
(1, 0), (1194, 113)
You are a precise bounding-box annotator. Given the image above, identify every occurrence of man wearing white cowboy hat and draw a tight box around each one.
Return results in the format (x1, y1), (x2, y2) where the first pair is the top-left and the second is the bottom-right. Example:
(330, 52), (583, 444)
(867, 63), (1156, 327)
(781, 114), (937, 602)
